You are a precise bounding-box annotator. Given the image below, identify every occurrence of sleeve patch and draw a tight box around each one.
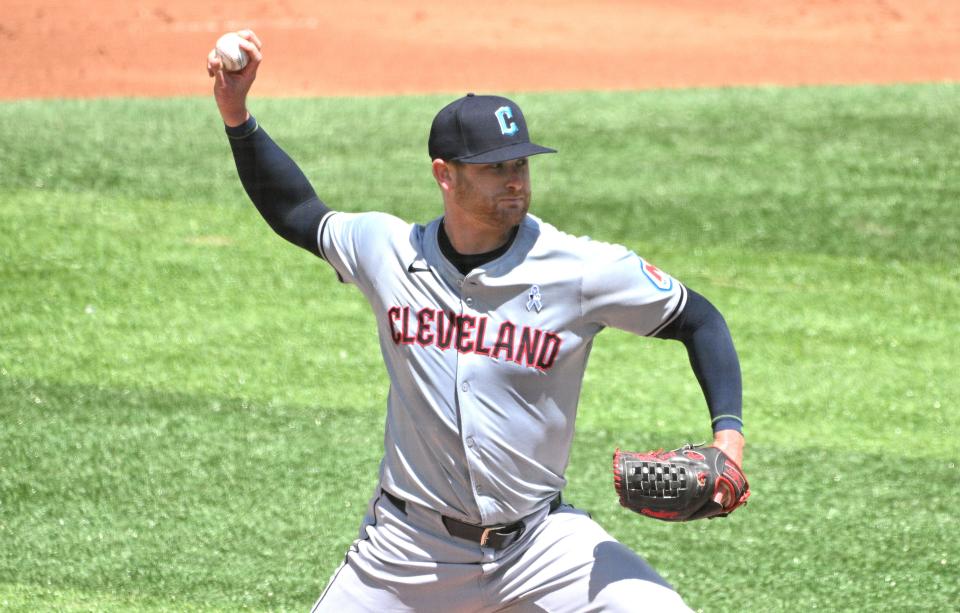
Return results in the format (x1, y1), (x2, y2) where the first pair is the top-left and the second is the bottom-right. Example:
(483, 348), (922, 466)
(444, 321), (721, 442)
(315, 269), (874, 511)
(639, 258), (674, 292)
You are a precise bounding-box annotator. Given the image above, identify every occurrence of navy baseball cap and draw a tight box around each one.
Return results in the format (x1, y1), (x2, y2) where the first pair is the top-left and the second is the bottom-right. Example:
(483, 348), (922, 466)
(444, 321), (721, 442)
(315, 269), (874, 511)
(428, 93), (556, 163)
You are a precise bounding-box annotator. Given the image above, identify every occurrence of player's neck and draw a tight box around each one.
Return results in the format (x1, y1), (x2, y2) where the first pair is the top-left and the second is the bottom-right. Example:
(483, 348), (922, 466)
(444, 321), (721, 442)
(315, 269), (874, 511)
(441, 217), (517, 255)
(438, 221), (518, 275)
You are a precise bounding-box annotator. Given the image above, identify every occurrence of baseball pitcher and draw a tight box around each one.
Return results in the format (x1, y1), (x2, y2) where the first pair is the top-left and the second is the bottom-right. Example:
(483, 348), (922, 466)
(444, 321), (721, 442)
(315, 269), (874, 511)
(208, 31), (749, 612)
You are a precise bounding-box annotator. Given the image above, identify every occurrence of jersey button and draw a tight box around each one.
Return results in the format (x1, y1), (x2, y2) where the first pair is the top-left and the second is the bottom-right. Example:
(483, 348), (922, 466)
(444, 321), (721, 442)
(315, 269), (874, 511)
(461, 382), (470, 392)
(465, 297), (474, 305)
(466, 436), (475, 448)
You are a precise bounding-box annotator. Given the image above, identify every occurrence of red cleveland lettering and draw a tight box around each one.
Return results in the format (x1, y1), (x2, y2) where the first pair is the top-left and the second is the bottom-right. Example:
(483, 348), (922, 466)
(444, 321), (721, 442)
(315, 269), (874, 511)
(386, 306), (560, 371)
(436, 310), (456, 349)
(514, 327), (543, 367)
(416, 308), (435, 346)
(535, 332), (562, 370)
(492, 322), (516, 360)
(473, 317), (492, 356)
(400, 306), (416, 344)
(387, 306), (402, 343)
(456, 315), (476, 353)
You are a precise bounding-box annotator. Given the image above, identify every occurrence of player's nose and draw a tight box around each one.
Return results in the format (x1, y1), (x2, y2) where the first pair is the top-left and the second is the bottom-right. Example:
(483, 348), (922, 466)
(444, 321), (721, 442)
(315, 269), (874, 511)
(504, 168), (527, 191)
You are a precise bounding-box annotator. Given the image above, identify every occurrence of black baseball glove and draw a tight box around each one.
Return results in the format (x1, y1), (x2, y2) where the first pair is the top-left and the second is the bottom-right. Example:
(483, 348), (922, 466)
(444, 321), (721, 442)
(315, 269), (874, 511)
(613, 444), (750, 521)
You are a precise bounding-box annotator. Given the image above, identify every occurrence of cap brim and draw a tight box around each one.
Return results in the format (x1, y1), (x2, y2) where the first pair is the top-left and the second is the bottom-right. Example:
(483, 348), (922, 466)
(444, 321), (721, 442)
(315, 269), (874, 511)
(455, 142), (557, 164)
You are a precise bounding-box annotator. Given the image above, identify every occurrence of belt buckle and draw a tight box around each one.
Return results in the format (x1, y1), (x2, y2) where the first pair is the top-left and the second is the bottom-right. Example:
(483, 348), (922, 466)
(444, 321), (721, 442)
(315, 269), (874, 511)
(479, 525), (502, 548)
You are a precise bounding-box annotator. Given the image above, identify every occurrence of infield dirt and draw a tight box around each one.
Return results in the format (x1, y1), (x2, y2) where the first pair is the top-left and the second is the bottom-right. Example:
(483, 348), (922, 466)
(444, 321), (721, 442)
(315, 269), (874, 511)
(3, 0), (958, 100)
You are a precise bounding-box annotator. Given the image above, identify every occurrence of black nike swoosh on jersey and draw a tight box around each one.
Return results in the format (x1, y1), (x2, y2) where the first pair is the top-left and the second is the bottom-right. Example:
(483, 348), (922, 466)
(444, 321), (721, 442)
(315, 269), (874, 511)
(407, 263), (431, 273)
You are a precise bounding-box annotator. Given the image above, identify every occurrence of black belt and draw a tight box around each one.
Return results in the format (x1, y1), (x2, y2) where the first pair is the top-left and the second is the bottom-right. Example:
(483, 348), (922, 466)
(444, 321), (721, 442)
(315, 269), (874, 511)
(382, 489), (561, 550)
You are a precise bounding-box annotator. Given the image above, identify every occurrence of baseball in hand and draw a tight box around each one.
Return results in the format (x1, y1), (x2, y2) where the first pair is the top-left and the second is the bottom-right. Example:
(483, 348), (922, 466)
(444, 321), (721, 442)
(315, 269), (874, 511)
(215, 32), (249, 72)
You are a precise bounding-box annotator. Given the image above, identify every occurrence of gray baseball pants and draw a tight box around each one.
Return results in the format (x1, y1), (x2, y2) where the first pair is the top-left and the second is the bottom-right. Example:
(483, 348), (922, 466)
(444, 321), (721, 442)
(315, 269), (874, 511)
(311, 489), (692, 612)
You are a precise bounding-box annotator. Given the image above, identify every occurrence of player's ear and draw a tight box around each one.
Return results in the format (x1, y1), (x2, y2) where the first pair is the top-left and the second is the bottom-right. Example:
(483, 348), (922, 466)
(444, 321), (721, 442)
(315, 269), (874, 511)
(432, 159), (455, 192)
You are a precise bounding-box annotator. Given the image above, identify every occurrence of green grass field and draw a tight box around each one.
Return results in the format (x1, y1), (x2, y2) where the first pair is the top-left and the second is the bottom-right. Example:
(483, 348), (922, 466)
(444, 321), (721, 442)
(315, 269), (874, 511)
(1, 83), (957, 612)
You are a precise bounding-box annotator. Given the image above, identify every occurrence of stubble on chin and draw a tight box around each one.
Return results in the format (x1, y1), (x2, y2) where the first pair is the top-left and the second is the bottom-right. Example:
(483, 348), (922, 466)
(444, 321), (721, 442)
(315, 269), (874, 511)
(452, 173), (530, 231)
(500, 203), (528, 228)
(498, 193), (530, 227)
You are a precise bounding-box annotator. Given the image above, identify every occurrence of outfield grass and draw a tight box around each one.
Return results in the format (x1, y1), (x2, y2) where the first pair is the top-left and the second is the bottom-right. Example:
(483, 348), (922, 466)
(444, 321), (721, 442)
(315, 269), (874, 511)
(1, 84), (957, 612)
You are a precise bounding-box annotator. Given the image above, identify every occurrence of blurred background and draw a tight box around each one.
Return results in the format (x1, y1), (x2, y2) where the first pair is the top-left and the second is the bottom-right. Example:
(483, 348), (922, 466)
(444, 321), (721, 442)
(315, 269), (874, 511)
(2, 0), (958, 99)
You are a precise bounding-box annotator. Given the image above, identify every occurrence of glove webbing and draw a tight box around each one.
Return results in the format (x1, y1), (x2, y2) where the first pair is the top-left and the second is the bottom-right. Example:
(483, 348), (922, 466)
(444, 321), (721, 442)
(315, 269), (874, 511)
(629, 461), (689, 499)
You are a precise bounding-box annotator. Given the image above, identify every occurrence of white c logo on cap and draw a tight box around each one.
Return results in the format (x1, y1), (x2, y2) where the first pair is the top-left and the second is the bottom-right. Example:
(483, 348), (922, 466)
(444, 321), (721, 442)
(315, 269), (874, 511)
(495, 106), (519, 136)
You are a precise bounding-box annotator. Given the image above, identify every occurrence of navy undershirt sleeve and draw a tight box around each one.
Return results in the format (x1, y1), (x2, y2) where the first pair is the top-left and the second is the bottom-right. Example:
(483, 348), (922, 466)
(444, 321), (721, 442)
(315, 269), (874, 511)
(226, 115), (331, 256)
(655, 288), (743, 433)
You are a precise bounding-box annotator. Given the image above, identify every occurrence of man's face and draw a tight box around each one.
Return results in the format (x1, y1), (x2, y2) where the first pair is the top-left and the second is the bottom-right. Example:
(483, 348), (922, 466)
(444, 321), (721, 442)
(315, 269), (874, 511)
(448, 158), (531, 231)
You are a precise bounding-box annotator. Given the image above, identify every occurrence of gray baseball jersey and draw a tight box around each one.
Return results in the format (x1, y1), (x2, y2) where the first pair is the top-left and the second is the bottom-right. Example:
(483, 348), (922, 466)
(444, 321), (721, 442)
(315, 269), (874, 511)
(318, 211), (687, 527)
